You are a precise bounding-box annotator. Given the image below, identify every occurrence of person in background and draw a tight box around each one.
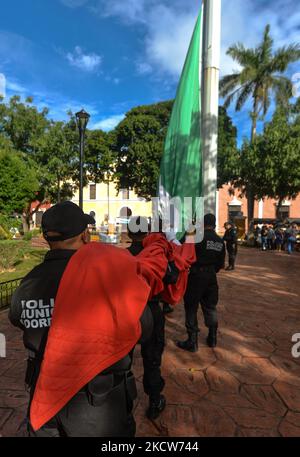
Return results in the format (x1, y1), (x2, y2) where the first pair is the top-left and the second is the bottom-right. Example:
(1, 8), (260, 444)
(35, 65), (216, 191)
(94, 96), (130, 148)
(223, 221), (238, 270)
(253, 225), (261, 248)
(176, 214), (225, 352)
(285, 223), (298, 254)
(261, 225), (268, 251)
(127, 216), (166, 420)
(275, 227), (284, 251)
(267, 224), (275, 250)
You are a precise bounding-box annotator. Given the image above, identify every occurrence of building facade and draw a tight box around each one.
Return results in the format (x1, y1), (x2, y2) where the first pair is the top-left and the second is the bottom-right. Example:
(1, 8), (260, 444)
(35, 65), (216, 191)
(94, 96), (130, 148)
(32, 181), (300, 237)
(217, 184), (300, 236)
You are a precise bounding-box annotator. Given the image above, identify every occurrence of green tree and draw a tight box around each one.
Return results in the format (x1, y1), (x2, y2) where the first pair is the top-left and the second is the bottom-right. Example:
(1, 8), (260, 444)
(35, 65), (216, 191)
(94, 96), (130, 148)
(85, 129), (115, 184)
(37, 120), (78, 203)
(238, 108), (300, 220)
(0, 150), (40, 216)
(112, 101), (238, 198)
(220, 24), (300, 226)
(259, 109), (300, 217)
(112, 101), (173, 199)
(0, 95), (49, 153)
(217, 106), (239, 188)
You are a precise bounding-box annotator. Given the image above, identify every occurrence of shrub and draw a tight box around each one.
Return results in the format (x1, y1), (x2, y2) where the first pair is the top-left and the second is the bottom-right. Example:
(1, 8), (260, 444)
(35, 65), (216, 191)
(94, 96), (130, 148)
(0, 225), (12, 240)
(0, 241), (28, 271)
(23, 231), (33, 241)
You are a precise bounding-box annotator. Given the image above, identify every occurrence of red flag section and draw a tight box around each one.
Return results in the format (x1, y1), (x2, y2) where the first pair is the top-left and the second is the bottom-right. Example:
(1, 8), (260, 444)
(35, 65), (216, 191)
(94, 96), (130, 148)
(161, 241), (196, 305)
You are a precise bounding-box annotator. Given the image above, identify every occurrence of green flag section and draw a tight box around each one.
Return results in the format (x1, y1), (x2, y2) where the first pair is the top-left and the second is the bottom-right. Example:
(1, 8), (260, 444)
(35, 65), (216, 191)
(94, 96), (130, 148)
(159, 11), (202, 240)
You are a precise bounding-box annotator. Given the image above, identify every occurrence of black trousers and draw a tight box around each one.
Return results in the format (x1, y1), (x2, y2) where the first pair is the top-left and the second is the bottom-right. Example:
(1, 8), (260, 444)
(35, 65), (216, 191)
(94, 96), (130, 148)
(141, 300), (165, 401)
(226, 243), (237, 268)
(184, 270), (219, 334)
(28, 374), (136, 437)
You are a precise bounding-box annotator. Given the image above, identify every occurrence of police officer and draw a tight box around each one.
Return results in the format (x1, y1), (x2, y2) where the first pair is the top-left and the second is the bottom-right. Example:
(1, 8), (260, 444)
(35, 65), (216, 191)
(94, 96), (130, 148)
(223, 221), (238, 270)
(176, 214), (225, 351)
(127, 216), (166, 420)
(9, 202), (153, 437)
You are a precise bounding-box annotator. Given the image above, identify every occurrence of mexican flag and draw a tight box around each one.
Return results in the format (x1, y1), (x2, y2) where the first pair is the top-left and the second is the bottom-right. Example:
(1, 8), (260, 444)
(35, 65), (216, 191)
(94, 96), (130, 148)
(159, 11), (202, 240)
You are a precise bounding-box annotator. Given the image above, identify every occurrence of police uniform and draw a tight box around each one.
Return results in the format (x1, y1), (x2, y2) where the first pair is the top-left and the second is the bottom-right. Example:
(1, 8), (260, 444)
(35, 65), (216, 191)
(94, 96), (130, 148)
(127, 240), (166, 419)
(9, 202), (153, 437)
(177, 214), (225, 351)
(223, 224), (238, 270)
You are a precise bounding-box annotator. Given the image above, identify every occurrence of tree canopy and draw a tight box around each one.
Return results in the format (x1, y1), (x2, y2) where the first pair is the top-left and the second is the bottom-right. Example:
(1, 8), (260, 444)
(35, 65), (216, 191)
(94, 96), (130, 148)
(112, 101), (238, 198)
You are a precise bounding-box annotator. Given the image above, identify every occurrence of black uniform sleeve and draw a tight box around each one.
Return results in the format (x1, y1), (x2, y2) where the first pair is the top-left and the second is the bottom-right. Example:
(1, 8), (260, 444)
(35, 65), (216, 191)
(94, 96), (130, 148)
(9, 287), (25, 330)
(215, 242), (226, 273)
(138, 304), (153, 344)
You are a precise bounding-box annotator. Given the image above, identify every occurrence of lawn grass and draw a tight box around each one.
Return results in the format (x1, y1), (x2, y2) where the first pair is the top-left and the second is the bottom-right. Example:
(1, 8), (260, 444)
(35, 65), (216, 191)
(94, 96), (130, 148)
(0, 240), (47, 283)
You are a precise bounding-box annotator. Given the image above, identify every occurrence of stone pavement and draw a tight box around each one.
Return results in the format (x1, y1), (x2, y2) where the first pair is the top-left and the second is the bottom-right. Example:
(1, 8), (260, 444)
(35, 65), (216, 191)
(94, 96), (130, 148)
(1, 247), (300, 437)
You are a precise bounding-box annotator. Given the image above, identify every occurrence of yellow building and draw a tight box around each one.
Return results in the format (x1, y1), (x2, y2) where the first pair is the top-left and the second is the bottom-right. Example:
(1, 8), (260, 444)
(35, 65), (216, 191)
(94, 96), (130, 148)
(71, 181), (152, 228)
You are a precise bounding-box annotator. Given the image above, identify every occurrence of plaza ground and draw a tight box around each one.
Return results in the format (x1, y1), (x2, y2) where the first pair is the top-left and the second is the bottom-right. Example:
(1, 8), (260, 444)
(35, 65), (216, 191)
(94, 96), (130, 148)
(0, 247), (299, 437)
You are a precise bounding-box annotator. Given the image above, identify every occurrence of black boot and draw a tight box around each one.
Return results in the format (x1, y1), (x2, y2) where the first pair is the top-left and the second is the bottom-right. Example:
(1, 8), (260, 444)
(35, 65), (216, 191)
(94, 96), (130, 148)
(176, 333), (198, 352)
(146, 394), (166, 420)
(206, 326), (218, 348)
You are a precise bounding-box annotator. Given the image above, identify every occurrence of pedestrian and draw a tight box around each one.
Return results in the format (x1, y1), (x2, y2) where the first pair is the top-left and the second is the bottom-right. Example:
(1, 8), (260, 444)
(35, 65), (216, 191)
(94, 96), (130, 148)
(275, 227), (284, 251)
(285, 223), (298, 254)
(261, 225), (268, 251)
(267, 225), (275, 250)
(176, 214), (225, 351)
(223, 221), (238, 270)
(253, 225), (261, 248)
(9, 202), (171, 437)
(127, 216), (179, 420)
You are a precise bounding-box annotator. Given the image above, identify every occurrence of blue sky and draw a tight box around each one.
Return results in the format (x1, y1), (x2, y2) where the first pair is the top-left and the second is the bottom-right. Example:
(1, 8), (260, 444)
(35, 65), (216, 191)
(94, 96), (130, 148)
(0, 0), (299, 143)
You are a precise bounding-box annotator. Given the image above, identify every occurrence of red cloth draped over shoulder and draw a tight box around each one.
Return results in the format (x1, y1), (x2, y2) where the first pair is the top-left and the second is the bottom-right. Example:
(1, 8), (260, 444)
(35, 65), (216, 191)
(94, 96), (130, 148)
(163, 241), (196, 305)
(140, 234), (196, 306)
(30, 237), (169, 431)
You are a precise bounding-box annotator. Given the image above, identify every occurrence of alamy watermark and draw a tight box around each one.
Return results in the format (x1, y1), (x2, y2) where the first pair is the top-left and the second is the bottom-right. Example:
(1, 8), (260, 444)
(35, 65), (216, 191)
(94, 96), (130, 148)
(0, 73), (6, 98)
(126, 196), (205, 243)
(291, 333), (300, 358)
(0, 333), (6, 358)
(292, 73), (300, 98)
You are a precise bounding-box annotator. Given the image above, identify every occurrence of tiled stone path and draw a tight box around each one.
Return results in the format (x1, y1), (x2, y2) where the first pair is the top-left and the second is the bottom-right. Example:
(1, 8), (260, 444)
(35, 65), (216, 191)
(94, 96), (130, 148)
(1, 247), (299, 437)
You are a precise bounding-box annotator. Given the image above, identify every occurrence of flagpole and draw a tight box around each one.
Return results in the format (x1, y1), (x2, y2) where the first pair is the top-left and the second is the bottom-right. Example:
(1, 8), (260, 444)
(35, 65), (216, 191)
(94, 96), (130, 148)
(201, 0), (221, 216)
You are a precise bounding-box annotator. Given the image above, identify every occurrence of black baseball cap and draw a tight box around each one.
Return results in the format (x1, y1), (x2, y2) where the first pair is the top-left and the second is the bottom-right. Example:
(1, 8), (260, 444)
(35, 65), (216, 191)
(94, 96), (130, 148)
(42, 201), (95, 242)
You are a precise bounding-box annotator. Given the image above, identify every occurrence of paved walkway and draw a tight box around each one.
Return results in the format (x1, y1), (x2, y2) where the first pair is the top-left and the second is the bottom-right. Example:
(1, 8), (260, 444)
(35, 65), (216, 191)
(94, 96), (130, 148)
(1, 247), (300, 437)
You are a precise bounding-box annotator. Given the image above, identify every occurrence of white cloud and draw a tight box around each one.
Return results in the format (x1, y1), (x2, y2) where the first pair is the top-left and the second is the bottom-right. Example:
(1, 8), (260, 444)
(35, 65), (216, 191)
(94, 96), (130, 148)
(60, 0), (88, 8)
(92, 0), (300, 80)
(94, 0), (148, 24)
(66, 46), (102, 72)
(91, 114), (125, 131)
(5, 79), (27, 94)
(136, 62), (153, 75)
(0, 73), (6, 97)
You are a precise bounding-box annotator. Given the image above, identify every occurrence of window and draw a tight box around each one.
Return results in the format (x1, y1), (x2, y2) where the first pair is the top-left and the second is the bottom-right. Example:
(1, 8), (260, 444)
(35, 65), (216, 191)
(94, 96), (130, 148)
(89, 184), (96, 200)
(228, 205), (242, 220)
(277, 205), (290, 220)
(121, 189), (129, 199)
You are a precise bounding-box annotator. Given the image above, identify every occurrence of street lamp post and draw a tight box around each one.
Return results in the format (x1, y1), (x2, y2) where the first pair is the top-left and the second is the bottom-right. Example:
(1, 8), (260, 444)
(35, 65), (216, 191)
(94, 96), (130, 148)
(75, 109), (90, 209)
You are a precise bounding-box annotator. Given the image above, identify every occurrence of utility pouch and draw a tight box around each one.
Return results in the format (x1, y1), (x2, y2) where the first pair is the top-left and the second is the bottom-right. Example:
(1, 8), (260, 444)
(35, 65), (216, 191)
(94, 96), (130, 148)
(86, 374), (115, 407)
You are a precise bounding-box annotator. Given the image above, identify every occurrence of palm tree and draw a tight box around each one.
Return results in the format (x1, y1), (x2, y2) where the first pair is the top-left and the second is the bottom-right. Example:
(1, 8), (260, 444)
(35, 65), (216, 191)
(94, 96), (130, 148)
(220, 24), (300, 227)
